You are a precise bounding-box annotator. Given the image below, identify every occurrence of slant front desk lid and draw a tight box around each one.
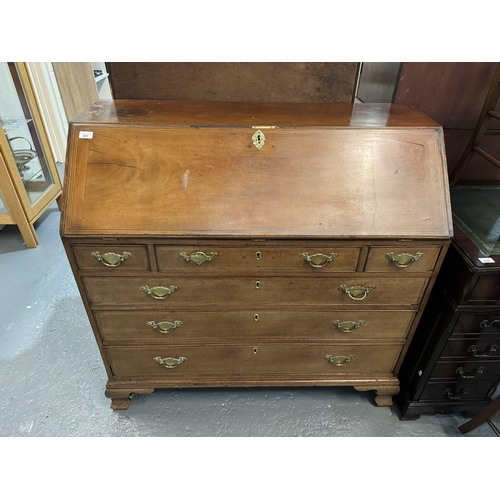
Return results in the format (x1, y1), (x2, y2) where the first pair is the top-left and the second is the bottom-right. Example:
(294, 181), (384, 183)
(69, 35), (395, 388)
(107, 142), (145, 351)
(61, 100), (453, 239)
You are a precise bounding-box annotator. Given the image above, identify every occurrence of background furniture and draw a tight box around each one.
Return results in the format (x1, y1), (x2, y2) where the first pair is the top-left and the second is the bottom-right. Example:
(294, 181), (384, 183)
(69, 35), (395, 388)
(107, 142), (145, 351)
(106, 62), (359, 103)
(60, 100), (452, 410)
(459, 392), (500, 435)
(396, 65), (500, 420)
(396, 226), (500, 419)
(0, 62), (62, 247)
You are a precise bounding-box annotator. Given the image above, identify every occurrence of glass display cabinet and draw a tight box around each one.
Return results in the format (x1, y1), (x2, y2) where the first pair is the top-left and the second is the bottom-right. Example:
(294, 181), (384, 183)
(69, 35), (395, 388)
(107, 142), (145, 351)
(0, 62), (62, 247)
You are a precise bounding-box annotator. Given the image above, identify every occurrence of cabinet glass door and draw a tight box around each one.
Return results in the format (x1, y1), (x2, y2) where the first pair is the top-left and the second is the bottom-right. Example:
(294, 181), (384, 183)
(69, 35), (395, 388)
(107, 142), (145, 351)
(0, 191), (7, 214)
(0, 62), (54, 207)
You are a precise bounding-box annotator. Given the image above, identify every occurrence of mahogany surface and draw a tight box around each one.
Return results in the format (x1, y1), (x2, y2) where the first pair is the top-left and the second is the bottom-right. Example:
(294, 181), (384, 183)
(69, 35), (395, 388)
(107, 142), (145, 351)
(396, 225), (500, 420)
(60, 101), (452, 410)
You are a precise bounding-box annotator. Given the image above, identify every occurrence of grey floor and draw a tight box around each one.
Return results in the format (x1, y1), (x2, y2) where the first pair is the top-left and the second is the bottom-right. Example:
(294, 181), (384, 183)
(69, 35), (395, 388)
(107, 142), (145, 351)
(1, 191), (499, 437)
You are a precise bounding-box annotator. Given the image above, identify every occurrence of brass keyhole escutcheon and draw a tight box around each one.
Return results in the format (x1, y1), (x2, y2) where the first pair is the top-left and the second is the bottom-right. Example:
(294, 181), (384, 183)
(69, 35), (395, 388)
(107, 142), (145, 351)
(254, 313), (259, 321)
(253, 347), (259, 354)
(255, 280), (261, 289)
(256, 251), (262, 261)
(252, 130), (266, 150)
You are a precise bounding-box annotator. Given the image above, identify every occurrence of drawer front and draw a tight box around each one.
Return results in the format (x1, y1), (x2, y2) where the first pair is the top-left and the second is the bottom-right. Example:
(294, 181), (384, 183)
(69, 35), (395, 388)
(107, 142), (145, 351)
(156, 245), (360, 273)
(420, 380), (497, 401)
(95, 310), (416, 343)
(440, 338), (500, 359)
(107, 343), (403, 377)
(469, 276), (500, 303)
(429, 360), (500, 380)
(365, 246), (441, 273)
(452, 313), (500, 335)
(72, 245), (150, 271)
(83, 276), (429, 307)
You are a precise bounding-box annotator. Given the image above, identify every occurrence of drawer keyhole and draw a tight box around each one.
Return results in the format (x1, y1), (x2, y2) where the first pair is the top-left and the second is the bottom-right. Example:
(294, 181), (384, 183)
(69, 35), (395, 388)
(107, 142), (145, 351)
(253, 347), (259, 354)
(256, 251), (262, 261)
(255, 280), (261, 289)
(254, 313), (259, 321)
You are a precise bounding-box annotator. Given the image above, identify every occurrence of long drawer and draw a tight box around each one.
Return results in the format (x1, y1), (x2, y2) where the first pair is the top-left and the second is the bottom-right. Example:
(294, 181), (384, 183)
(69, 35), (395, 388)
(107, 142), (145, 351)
(82, 276), (429, 307)
(439, 338), (500, 359)
(95, 309), (416, 343)
(156, 245), (360, 273)
(107, 343), (403, 377)
(429, 360), (500, 380)
(420, 380), (497, 401)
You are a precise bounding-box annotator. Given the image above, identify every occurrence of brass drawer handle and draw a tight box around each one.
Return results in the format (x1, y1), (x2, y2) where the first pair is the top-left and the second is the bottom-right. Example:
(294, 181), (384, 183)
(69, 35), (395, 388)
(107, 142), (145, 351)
(332, 320), (366, 333)
(444, 388), (469, 400)
(147, 320), (183, 334)
(468, 344), (498, 358)
(140, 285), (179, 300)
(385, 252), (423, 268)
(480, 319), (500, 328)
(91, 251), (131, 267)
(154, 356), (187, 369)
(456, 366), (484, 379)
(338, 285), (375, 301)
(300, 252), (339, 268)
(324, 355), (356, 366)
(179, 251), (218, 266)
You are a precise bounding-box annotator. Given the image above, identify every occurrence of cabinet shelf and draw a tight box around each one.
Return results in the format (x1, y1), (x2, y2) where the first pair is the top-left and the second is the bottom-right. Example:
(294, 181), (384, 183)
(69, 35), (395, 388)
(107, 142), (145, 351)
(1, 118), (33, 132)
(94, 72), (109, 83)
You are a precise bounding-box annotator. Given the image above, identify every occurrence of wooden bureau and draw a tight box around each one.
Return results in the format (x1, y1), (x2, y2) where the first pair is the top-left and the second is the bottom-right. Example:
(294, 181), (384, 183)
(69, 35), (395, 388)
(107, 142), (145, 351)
(60, 100), (453, 410)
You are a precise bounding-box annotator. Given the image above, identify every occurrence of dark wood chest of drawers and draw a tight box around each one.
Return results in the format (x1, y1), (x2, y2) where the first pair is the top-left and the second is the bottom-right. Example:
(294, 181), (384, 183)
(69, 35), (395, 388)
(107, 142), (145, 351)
(396, 225), (500, 419)
(60, 100), (452, 409)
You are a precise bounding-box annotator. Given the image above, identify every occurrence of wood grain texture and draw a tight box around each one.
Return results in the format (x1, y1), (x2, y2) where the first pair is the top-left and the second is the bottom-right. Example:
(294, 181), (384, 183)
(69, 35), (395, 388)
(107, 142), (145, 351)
(62, 102), (451, 239)
(107, 62), (359, 103)
(52, 62), (99, 121)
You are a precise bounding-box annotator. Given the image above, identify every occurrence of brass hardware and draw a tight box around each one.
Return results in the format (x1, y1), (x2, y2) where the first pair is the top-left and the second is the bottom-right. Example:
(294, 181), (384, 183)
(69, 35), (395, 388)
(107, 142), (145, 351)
(179, 251), (218, 266)
(456, 366), (484, 379)
(338, 285), (376, 301)
(444, 388), (469, 400)
(324, 355), (356, 366)
(332, 320), (366, 333)
(153, 356), (187, 369)
(255, 281), (261, 289)
(255, 251), (262, 261)
(254, 314), (259, 321)
(91, 251), (131, 267)
(147, 320), (183, 334)
(468, 344), (498, 358)
(252, 130), (266, 150)
(300, 252), (339, 268)
(385, 252), (423, 268)
(480, 319), (500, 328)
(253, 347), (258, 354)
(140, 285), (179, 300)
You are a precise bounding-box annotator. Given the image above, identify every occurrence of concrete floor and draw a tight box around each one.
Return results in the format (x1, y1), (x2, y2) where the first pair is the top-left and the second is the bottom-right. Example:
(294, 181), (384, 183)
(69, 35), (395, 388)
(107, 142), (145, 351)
(0, 195), (499, 437)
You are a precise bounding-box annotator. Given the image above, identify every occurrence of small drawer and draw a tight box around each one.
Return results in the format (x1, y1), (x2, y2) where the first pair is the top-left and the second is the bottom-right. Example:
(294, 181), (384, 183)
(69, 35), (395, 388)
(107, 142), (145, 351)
(440, 338), (500, 359)
(429, 360), (500, 380)
(468, 276), (500, 304)
(106, 343), (403, 378)
(94, 309), (416, 343)
(156, 245), (360, 273)
(364, 246), (441, 272)
(82, 276), (429, 307)
(452, 313), (500, 335)
(420, 380), (497, 401)
(72, 245), (150, 271)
